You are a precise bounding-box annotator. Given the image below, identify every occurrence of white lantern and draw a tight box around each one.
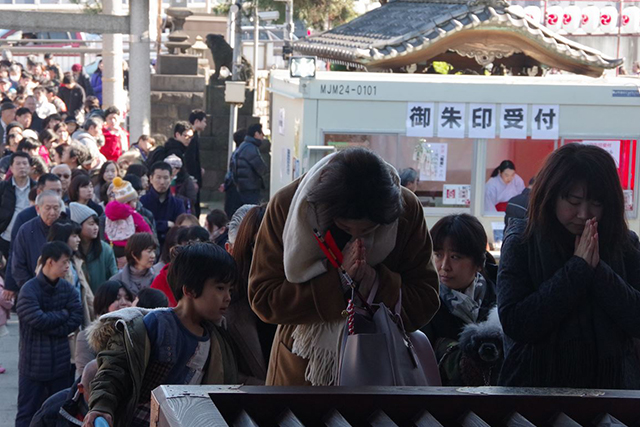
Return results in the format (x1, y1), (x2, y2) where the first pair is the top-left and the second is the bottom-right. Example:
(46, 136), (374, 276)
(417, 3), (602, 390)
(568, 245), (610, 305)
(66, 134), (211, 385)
(622, 6), (640, 34)
(524, 6), (543, 24)
(581, 6), (601, 33)
(600, 5), (619, 34)
(563, 5), (582, 33)
(545, 5), (564, 32)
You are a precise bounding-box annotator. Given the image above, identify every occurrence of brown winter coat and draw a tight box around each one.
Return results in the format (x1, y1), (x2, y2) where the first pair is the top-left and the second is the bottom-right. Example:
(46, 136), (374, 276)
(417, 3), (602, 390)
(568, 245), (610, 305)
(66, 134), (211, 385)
(248, 180), (440, 386)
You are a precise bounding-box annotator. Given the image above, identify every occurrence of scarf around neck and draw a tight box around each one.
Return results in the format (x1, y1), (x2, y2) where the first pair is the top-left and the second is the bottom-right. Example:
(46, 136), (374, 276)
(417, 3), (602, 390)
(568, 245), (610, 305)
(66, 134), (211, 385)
(439, 273), (487, 324)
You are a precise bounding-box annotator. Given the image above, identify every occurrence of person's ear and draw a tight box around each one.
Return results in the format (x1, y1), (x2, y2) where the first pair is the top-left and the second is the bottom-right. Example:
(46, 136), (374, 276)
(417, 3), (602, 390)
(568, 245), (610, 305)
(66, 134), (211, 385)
(225, 241), (233, 256)
(183, 285), (196, 299)
(77, 383), (84, 395)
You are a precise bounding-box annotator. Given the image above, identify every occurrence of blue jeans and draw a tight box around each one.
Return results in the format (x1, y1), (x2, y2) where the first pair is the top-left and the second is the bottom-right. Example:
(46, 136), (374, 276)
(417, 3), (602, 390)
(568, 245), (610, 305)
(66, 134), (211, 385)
(15, 374), (70, 427)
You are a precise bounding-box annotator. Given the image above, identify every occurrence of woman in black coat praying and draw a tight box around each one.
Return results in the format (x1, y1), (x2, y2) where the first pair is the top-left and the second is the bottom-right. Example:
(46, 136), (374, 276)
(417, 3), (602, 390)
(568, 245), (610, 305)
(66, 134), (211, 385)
(497, 143), (640, 389)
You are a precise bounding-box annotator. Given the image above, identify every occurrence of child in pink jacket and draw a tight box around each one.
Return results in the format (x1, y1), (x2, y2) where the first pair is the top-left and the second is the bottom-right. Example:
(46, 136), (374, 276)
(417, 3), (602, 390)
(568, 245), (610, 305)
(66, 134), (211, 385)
(105, 177), (152, 266)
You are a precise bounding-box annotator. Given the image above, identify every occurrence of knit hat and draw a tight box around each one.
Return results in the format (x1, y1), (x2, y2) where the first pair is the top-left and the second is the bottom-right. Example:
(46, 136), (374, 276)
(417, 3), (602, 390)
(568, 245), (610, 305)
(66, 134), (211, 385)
(109, 177), (138, 204)
(164, 154), (183, 170)
(69, 202), (97, 225)
(71, 64), (82, 72)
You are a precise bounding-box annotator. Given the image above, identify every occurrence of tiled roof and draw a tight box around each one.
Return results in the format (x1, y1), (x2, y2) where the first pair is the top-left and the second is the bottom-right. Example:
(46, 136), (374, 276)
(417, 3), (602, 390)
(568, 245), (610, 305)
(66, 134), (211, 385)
(292, 0), (622, 74)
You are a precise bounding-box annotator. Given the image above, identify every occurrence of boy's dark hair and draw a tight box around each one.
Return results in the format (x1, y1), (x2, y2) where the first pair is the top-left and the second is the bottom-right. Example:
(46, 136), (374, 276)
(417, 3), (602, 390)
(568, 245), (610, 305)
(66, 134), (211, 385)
(167, 242), (237, 301)
(247, 123), (262, 138)
(62, 73), (75, 85)
(68, 173), (92, 202)
(186, 226), (210, 243)
(47, 220), (82, 245)
(125, 233), (158, 266)
(126, 163), (148, 178)
(40, 241), (72, 267)
(93, 280), (133, 317)
(135, 288), (169, 309)
(430, 214), (488, 268)
(206, 209), (228, 230)
(188, 109), (207, 124)
(45, 86), (57, 95)
(173, 121), (192, 137)
(149, 161), (171, 176)
(17, 137), (39, 152)
(15, 107), (31, 117)
(306, 147), (403, 226)
(104, 106), (120, 117)
(10, 151), (31, 165)
(37, 173), (61, 189)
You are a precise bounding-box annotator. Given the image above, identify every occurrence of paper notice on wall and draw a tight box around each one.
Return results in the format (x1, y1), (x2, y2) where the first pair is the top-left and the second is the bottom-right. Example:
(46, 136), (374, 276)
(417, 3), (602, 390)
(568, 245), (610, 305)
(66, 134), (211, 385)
(580, 140), (621, 167)
(531, 105), (559, 139)
(624, 189), (634, 211)
(415, 142), (447, 181)
(437, 103), (466, 139)
(280, 148), (291, 179)
(278, 108), (286, 135)
(293, 157), (301, 180)
(442, 184), (471, 206)
(492, 222), (505, 249)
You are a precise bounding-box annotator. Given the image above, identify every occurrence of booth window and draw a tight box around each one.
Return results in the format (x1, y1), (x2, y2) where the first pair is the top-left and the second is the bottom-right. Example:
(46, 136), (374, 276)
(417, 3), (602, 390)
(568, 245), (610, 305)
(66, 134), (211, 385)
(484, 138), (556, 214)
(323, 133), (473, 208)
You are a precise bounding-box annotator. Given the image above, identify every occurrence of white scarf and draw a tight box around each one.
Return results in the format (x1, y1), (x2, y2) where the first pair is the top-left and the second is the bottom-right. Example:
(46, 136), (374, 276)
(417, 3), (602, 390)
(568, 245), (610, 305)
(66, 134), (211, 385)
(283, 152), (399, 385)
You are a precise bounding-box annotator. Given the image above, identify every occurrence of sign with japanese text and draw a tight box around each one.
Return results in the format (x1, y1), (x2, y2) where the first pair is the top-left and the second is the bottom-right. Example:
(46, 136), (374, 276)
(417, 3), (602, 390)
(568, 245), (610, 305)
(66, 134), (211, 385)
(531, 105), (559, 139)
(469, 104), (496, 139)
(500, 104), (528, 139)
(406, 102), (435, 137)
(437, 103), (466, 139)
(442, 184), (471, 205)
(580, 140), (621, 167)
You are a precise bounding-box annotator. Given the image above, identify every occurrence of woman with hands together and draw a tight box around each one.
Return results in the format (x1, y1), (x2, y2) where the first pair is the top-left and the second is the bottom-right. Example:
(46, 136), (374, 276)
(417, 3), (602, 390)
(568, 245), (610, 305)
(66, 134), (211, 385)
(497, 144), (640, 389)
(248, 148), (440, 386)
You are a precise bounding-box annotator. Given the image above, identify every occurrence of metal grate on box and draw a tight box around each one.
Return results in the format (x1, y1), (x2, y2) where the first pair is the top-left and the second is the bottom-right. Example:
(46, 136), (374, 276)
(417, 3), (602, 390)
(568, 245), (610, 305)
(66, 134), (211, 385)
(150, 386), (640, 427)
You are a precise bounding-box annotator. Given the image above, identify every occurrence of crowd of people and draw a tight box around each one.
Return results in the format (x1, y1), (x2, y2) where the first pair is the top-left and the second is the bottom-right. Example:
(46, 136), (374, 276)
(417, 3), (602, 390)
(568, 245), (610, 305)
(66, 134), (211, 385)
(1, 52), (640, 427)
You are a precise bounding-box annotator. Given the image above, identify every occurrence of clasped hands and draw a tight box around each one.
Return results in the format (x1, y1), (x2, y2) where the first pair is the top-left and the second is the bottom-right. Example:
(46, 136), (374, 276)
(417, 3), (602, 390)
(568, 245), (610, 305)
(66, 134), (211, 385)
(574, 218), (600, 269)
(342, 238), (377, 298)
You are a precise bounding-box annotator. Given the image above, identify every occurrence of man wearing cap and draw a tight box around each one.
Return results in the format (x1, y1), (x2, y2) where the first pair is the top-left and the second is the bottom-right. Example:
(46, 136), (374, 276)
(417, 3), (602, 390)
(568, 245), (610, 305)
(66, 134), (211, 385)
(71, 63), (94, 98)
(11, 190), (63, 289)
(0, 102), (16, 147)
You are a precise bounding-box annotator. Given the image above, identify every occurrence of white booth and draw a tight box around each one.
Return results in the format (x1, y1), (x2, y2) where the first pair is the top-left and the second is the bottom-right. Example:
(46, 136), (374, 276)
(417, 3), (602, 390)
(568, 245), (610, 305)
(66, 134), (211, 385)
(268, 70), (640, 244)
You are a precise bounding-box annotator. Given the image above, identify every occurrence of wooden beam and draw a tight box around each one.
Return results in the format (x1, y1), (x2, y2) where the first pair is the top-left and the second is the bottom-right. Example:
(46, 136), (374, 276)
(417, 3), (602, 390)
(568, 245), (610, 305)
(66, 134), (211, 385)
(0, 10), (129, 34)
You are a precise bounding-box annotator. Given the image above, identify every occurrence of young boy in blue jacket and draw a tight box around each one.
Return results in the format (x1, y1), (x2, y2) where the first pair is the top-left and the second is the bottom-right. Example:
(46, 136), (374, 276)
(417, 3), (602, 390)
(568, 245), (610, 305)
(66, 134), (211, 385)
(16, 241), (84, 427)
(84, 242), (239, 427)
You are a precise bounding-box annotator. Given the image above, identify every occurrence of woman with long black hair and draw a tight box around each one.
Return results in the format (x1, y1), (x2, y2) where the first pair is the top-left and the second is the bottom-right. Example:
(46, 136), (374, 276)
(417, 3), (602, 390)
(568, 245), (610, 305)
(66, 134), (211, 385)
(497, 144), (640, 389)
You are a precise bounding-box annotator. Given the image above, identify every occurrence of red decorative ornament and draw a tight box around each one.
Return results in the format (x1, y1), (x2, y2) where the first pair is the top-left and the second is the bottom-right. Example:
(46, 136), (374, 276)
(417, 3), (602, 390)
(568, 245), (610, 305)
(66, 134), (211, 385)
(548, 13), (559, 25)
(623, 15), (630, 25)
(582, 14), (589, 24)
(601, 14), (612, 25)
(563, 14), (572, 25)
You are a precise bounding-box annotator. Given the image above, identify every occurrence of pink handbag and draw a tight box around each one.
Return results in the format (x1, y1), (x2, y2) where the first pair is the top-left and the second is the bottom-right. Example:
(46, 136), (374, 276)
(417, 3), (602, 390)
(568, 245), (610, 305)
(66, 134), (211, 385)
(337, 281), (441, 386)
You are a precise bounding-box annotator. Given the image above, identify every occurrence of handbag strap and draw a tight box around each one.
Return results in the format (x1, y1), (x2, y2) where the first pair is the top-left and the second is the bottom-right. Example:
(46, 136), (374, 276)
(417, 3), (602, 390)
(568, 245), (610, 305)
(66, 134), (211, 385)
(365, 275), (402, 315)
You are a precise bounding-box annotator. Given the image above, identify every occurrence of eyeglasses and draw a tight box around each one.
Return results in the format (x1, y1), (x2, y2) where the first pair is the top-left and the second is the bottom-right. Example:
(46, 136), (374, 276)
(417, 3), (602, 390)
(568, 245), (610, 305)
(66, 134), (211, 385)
(55, 173), (71, 179)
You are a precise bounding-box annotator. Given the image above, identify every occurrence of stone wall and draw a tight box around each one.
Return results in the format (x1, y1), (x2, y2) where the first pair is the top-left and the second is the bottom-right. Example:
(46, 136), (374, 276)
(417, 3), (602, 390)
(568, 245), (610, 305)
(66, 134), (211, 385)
(199, 84), (260, 204)
(149, 91), (205, 137)
(149, 78), (263, 209)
